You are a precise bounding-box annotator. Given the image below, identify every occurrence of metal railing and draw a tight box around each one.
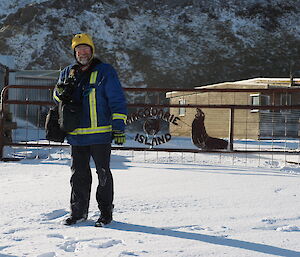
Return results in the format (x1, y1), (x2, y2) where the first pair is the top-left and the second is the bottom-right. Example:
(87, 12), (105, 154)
(1, 85), (300, 162)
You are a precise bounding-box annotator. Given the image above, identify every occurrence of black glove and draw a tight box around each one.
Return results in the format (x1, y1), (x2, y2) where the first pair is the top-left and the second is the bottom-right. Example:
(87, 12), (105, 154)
(112, 130), (126, 145)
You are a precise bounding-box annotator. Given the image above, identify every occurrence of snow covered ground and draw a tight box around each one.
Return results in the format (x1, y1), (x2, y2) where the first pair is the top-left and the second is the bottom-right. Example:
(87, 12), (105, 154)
(0, 145), (300, 257)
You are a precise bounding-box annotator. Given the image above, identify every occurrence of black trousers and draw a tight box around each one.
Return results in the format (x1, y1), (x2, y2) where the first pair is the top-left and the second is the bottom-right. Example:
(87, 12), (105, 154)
(70, 144), (113, 218)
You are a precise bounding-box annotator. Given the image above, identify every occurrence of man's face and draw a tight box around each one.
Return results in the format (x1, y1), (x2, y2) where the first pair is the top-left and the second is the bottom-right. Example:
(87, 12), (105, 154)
(75, 44), (92, 65)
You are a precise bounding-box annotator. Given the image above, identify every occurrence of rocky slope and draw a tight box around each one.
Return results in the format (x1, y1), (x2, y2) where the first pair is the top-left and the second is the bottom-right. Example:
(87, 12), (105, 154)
(0, 0), (300, 88)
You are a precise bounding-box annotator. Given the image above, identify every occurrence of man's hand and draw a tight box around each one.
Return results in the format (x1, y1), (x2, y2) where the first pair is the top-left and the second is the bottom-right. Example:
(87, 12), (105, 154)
(112, 130), (126, 145)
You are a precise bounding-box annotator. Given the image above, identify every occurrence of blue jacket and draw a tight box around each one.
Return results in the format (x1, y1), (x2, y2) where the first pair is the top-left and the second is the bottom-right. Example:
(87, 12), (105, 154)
(53, 60), (127, 146)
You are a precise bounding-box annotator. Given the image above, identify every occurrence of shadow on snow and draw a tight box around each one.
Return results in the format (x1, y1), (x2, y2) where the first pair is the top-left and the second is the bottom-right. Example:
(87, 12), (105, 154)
(106, 221), (300, 257)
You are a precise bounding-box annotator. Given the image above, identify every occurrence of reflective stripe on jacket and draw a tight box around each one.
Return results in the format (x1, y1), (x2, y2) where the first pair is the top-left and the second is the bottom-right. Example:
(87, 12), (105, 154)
(53, 61), (127, 145)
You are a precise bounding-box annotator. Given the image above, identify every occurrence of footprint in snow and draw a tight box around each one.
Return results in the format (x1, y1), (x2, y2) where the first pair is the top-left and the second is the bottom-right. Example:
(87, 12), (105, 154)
(3, 227), (28, 234)
(119, 251), (139, 256)
(261, 218), (277, 224)
(276, 225), (300, 232)
(37, 252), (56, 257)
(89, 239), (123, 249)
(59, 238), (122, 252)
(47, 233), (64, 239)
(59, 240), (77, 252)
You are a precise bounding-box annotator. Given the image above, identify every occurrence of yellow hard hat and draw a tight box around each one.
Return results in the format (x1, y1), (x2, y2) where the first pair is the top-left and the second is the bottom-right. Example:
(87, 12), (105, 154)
(71, 33), (95, 53)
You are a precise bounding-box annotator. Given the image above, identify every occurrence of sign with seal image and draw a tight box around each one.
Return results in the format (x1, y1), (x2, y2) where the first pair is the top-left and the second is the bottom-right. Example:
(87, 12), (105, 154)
(126, 107), (181, 148)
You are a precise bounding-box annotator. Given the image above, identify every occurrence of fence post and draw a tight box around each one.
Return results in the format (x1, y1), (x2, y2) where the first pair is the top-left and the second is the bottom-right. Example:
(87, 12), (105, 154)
(0, 85), (7, 160)
(0, 109), (4, 160)
(228, 107), (234, 151)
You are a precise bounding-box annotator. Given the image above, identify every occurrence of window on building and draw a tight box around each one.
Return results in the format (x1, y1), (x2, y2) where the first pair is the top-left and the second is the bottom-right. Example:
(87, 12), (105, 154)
(261, 95), (270, 106)
(251, 94), (260, 106)
(250, 94), (270, 112)
(179, 99), (186, 116)
(280, 93), (292, 113)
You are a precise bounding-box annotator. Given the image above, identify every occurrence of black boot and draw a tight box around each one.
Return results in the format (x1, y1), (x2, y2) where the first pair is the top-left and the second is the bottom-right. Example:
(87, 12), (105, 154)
(95, 205), (114, 227)
(64, 213), (87, 226)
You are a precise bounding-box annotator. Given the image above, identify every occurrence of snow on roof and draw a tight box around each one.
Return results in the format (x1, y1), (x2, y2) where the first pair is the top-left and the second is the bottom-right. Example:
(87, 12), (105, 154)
(166, 78), (300, 98)
(195, 77), (300, 89)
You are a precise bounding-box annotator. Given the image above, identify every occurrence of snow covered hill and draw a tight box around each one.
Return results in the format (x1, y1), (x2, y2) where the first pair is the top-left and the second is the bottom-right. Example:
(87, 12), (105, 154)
(0, 0), (300, 88)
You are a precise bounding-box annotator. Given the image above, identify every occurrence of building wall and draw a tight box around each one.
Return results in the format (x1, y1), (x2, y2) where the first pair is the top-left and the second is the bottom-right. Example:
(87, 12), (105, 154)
(169, 87), (300, 140)
(169, 91), (261, 139)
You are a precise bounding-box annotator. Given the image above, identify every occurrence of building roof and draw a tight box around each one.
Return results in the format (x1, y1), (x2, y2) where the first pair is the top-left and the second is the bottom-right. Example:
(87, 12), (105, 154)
(194, 77), (300, 89)
(14, 70), (60, 80)
(166, 77), (300, 98)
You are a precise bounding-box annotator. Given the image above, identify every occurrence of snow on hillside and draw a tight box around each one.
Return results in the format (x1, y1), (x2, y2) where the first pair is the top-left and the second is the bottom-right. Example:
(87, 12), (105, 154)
(0, 0), (48, 17)
(1, 0), (300, 88)
(0, 144), (300, 256)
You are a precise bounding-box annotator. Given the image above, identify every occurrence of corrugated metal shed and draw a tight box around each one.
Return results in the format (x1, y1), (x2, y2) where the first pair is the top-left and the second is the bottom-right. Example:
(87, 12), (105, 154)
(8, 70), (60, 127)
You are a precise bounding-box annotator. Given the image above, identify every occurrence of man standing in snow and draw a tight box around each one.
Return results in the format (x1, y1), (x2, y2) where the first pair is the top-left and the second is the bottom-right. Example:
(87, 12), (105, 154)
(53, 33), (127, 226)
